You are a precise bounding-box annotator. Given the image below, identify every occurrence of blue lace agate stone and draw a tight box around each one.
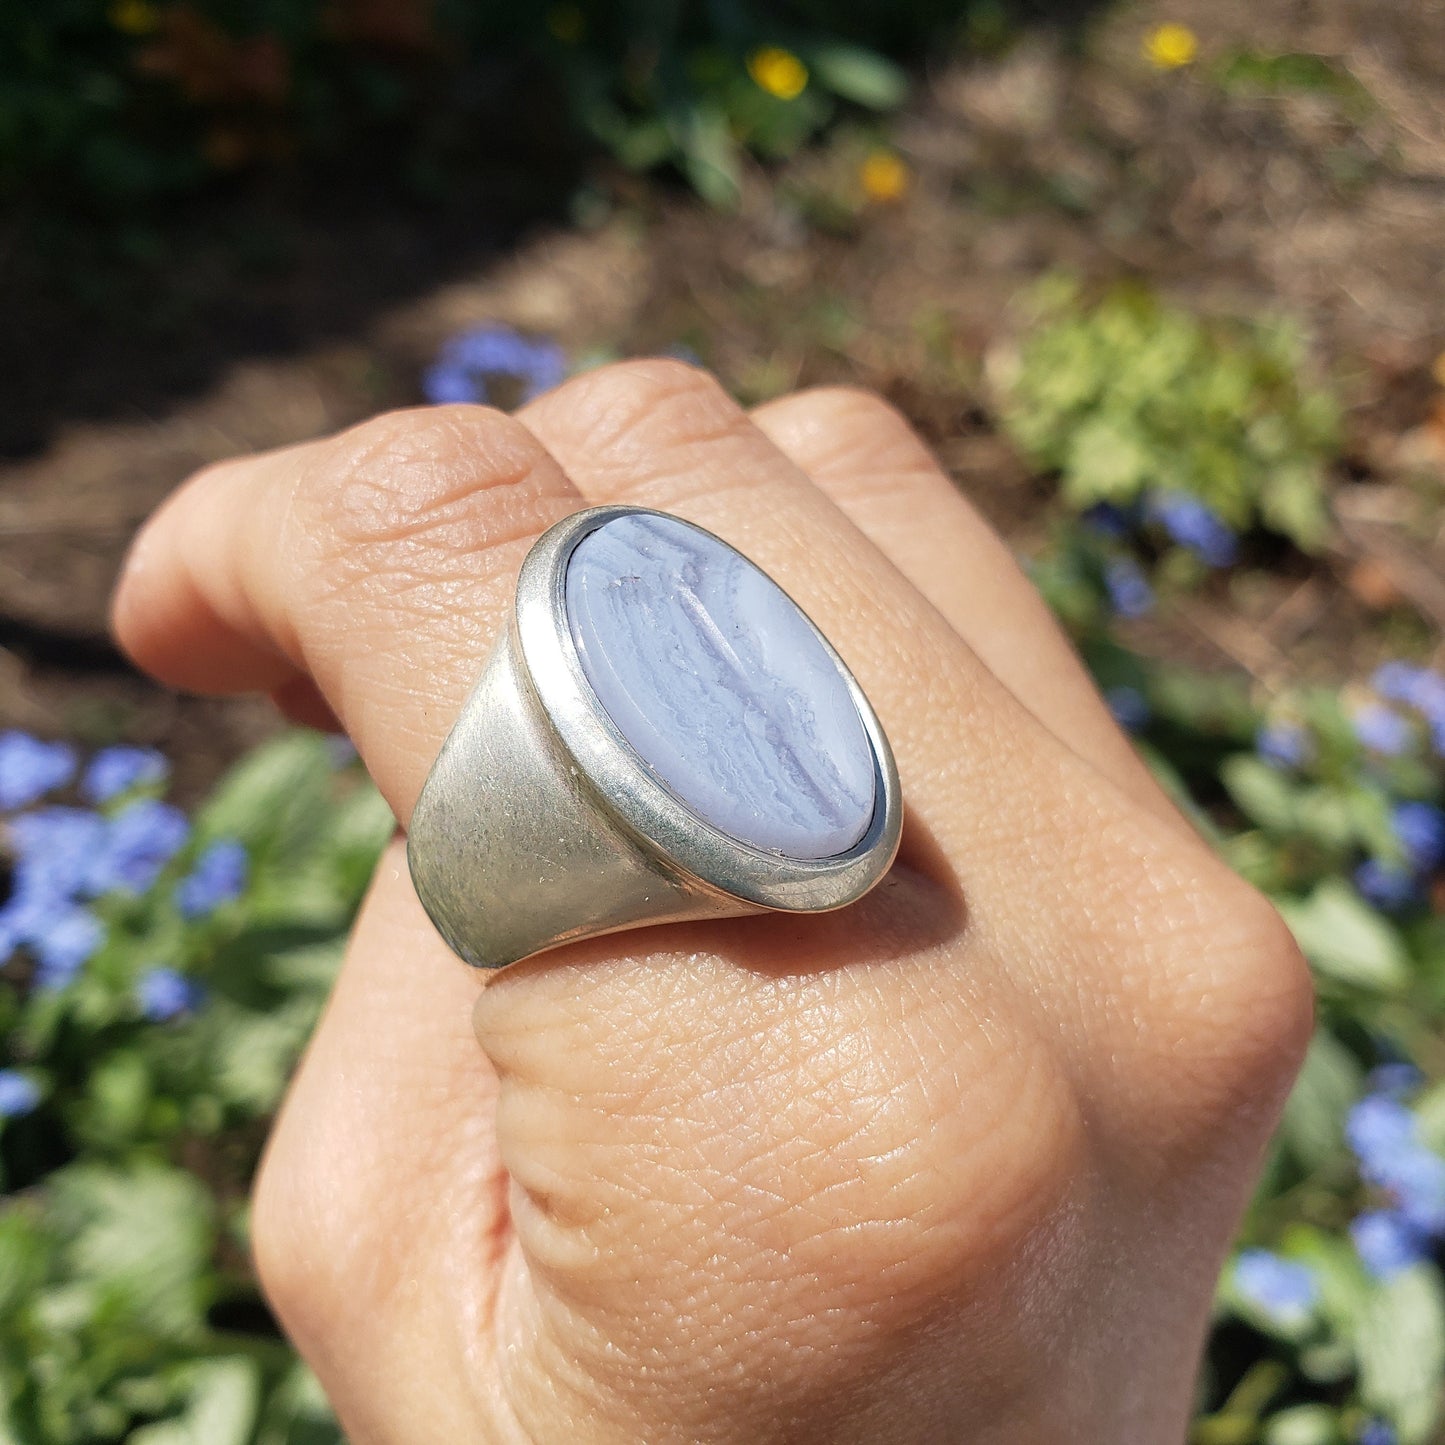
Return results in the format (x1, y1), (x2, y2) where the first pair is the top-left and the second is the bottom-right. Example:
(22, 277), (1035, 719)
(563, 513), (876, 859)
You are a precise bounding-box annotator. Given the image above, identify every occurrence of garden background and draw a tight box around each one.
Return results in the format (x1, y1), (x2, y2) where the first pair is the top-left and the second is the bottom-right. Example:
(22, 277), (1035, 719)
(2, 1), (1445, 1441)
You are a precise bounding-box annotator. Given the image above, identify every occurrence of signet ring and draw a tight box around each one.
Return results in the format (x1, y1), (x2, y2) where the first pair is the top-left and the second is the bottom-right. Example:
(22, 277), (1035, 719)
(407, 506), (902, 971)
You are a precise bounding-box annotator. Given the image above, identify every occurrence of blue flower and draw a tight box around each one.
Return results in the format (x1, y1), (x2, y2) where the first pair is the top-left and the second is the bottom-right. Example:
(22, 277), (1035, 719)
(420, 363), (481, 405)
(1257, 720), (1310, 770)
(1361, 1421), (1398, 1445)
(1368, 1063), (1424, 1100)
(1352, 1209), (1431, 1279)
(1105, 685), (1150, 733)
(1146, 492), (1239, 568)
(8, 807), (107, 903)
(1354, 859), (1420, 913)
(1233, 1249), (1318, 1323)
(423, 326), (567, 408)
(174, 839), (247, 919)
(1082, 502), (1135, 540)
(0, 731), (76, 811)
(1392, 801), (1445, 874)
(1346, 1094), (1419, 1182)
(1353, 704), (1413, 756)
(0, 1069), (40, 1120)
(30, 906), (103, 988)
(136, 966), (204, 1022)
(1104, 558), (1154, 618)
(1374, 662), (1445, 722)
(1389, 1148), (1445, 1234)
(80, 746), (167, 804)
(86, 799), (189, 896)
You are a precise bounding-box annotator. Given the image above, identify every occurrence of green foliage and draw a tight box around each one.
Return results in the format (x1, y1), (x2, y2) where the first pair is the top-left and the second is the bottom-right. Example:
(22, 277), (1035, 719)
(1, 733), (391, 1443)
(0, 0), (967, 213)
(995, 278), (1342, 550)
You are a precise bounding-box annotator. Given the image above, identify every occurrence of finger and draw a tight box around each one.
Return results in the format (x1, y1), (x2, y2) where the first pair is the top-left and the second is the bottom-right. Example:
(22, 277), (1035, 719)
(749, 387), (1181, 829)
(253, 847), (508, 1445)
(112, 406), (583, 819)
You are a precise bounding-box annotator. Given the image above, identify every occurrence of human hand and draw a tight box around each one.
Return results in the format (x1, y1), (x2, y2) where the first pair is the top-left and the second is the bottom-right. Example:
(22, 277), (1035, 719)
(112, 362), (1313, 1443)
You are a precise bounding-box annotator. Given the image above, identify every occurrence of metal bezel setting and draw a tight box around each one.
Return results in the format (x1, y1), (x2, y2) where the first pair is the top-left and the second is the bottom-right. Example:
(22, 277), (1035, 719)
(407, 505), (903, 969)
(516, 506), (902, 912)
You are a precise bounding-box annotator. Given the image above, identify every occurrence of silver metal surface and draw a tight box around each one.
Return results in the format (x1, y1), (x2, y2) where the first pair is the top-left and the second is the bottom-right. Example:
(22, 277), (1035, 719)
(407, 506), (902, 969)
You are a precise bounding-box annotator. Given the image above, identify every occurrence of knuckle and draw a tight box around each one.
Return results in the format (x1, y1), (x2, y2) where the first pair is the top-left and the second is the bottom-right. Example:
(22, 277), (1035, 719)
(1124, 862), (1315, 1138)
(250, 1145), (333, 1344)
(291, 404), (553, 566)
(531, 357), (747, 464)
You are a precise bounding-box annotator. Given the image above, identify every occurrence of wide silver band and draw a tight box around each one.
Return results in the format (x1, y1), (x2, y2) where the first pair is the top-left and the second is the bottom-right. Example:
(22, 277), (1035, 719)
(407, 506), (902, 969)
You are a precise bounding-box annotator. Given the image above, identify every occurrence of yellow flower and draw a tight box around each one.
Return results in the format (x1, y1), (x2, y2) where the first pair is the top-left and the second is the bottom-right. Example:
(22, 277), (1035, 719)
(748, 47), (808, 102)
(1144, 23), (1199, 70)
(860, 150), (910, 204)
(546, 4), (585, 44)
(109, 0), (160, 35)
(1432, 350), (1445, 389)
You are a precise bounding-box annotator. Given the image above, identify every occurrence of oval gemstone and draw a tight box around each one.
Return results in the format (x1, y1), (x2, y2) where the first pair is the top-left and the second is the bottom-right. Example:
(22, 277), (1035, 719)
(563, 513), (876, 859)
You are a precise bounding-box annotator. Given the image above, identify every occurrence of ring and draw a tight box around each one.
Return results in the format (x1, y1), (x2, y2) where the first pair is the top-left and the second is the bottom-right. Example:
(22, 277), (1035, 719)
(407, 506), (902, 970)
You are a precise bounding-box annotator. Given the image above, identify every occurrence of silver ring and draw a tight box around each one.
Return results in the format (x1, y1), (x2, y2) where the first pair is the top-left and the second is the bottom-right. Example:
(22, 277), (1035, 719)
(407, 506), (902, 970)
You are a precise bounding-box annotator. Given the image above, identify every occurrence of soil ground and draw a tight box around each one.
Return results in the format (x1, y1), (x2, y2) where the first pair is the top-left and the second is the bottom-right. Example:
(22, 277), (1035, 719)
(3, 0), (1444, 801)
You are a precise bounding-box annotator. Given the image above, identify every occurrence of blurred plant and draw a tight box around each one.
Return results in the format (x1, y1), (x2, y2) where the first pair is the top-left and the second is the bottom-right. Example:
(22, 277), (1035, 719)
(0, 0), (949, 214)
(1, 729), (392, 1443)
(993, 280), (1343, 565)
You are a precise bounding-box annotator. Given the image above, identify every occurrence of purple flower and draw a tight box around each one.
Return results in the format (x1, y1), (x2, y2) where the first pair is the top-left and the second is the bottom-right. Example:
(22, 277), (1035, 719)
(1347, 1095), (1419, 1183)
(81, 746), (167, 804)
(1104, 558), (1154, 618)
(1233, 1249), (1318, 1323)
(1354, 859), (1420, 913)
(137, 966), (204, 1022)
(85, 799), (189, 896)
(174, 839), (247, 919)
(1105, 685), (1150, 733)
(1352, 1209), (1430, 1279)
(31, 906), (104, 988)
(1353, 704), (1413, 757)
(1361, 1421), (1398, 1445)
(0, 731), (76, 811)
(423, 326), (567, 408)
(1393, 801), (1445, 874)
(1257, 720), (1310, 770)
(0, 1069), (40, 1119)
(1146, 492), (1239, 567)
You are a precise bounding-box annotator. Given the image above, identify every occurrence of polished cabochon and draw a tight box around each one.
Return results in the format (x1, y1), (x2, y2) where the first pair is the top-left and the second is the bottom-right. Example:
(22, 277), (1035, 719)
(563, 511), (877, 861)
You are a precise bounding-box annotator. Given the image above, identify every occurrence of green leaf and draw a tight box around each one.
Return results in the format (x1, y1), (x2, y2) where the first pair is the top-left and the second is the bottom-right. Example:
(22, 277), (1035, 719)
(807, 45), (908, 110)
(1222, 755), (1299, 832)
(1263, 1404), (1340, 1445)
(1356, 1267), (1445, 1443)
(678, 107), (741, 210)
(1278, 879), (1411, 992)
(129, 1358), (260, 1445)
(1280, 1029), (1364, 1170)
(47, 1163), (214, 1338)
(196, 732), (334, 861)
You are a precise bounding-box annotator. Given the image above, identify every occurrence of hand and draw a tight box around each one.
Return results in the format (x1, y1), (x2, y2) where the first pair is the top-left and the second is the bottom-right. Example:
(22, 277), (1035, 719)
(112, 362), (1313, 1443)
